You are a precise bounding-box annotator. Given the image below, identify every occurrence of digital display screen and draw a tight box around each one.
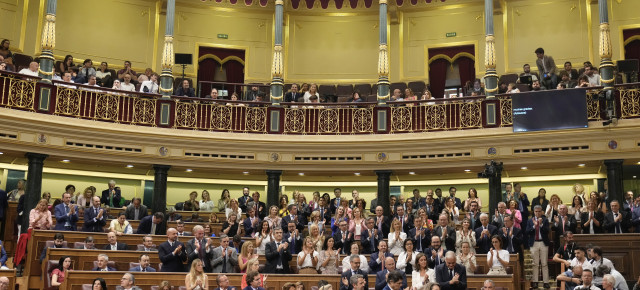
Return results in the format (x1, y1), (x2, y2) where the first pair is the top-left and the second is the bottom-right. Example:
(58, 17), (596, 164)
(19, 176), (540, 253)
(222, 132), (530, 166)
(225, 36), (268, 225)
(512, 89), (588, 132)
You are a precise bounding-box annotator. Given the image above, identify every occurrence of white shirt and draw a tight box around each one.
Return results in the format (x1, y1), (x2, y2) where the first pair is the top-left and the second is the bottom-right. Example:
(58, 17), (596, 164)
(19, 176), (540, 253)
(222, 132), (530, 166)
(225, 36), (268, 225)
(411, 269), (436, 289)
(19, 68), (38, 77)
(140, 80), (158, 94)
(199, 200), (215, 212)
(303, 92), (320, 103)
(396, 251), (418, 272)
(120, 82), (136, 92)
(388, 231), (407, 255)
(341, 255), (369, 273)
(570, 258), (593, 271)
(296, 250), (319, 269)
(487, 249), (510, 268)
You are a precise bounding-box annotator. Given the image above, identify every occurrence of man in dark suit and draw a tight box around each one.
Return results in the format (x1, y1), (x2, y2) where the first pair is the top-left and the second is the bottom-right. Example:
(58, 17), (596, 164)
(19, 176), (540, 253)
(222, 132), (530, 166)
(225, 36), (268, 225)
(424, 194), (441, 222)
(104, 231), (128, 250)
(314, 197), (332, 223)
(581, 201), (605, 234)
(82, 196), (107, 232)
(369, 198), (378, 214)
(176, 221), (192, 237)
(563, 61), (579, 80)
(330, 188), (343, 214)
(284, 222), (303, 254)
(381, 270), (405, 290)
(500, 215), (522, 256)
(284, 83), (304, 103)
(136, 212), (165, 235)
(0, 184), (7, 227)
(604, 200), (632, 233)
(281, 204), (306, 233)
(174, 79), (195, 98)
(158, 228), (187, 272)
(249, 191), (267, 219)
(166, 208), (182, 222)
(552, 204), (577, 244)
(101, 180), (122, 207)
(341, 255), (369, 290)
(373, 206), (391, 238)
(374, 257), (407, 290)
(527, 205), (551, 289)
(445, 187), (462, 210)
(185, 225), (213, 272)
(409, 216), (431, 253)
(76, 236), (96, 250)
(535, 47), (558, 89)
(40, 233), (67, 262)
(211, 235), (238, 273)
(128, 254), (156, 272)
(124, 197), (147, 220)
(333, 220), (354, 255)
(214, 275), (236, 290)
(475, 213), (497, 254)
(425, 236), (446, 269)
(368, 240), (393, 273)
(264, 228), (292, 273)
(433, 214), (456, 252)
(138, 235), (157, 252)
(435, 251), (467, 290)
(408, 189), (426, 211)
(361, 217), (383, 254)
(394, 205), (413, 234)
(54, 192), (79, 231)
(243, 207), (261, 237)
(238, 187), (252, 213)
(92, 254), (117, 271)
(243, 271), (266, 290)
(465, 201), (482, 230)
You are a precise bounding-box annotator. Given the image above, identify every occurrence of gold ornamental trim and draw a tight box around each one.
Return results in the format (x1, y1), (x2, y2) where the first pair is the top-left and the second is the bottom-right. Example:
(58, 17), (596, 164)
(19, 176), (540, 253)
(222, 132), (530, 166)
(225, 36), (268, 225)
(272, 45), (284, 78)
(599, 23), (612, 59)
(379, 0), (388, 4)
(275, 0), (284, 5)
(161, 36), (175, 70)
(428, 52), (475, 65)
(41, 14), (56, 51)
(378, 44), (389, 77)
(484, 35), (496, 69)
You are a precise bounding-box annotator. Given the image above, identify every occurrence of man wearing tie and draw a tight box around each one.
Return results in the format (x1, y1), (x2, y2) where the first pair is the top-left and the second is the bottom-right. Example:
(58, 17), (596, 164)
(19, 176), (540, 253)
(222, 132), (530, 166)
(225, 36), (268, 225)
(604, 200), (631, 234)
(213, 275), (236, 290)
(138, 236), (157, 252)
(250, 191), (267, 219)
(211, 235), (238, 273)
(82, 196), (106, 232)
(243, 271), (267, 290)
(527, 205), (550, 289)
(158, 228), (187, 272)
(314, 197), (332, 223)
(552, 204), (577, 244)
(394, 205), (413, 233)
(433, 214), (456, 252)
(136, 212), (165, 235)
(281, 205), (305, 233)
(374, 257), (407, 290)
(176, 221), (192, 237)
(500, 215), (522, 256)
(54, 193), (78, 231)
(492, 202), (507, 229)
(128, 254), (156, 272)
(425, 236), (446, 269)
(373, 206), (390, 237)
(409, 216), (431, 253)
(264, 228), (292, 273)
(92, 254), (116, 271)
(103, 231), (128, 250)
(333, 220), (353, 255)
(243, 207), (261, 237)
(368, 241), (393, 273)
(284, 222), (302, 254)
(475, 213), (497, 254)
(238, 187), (252, 213)
(341, 255), (369, 290)
(466, 201), (482, 230)
(185, 225), (214, 272)
(330, 188), (343, 214)
(424, 193), (440, 222)
(124, 197), (147, 220)
(101, 180), (121, 207)
(361, 217), (383, 254)
(435, 251), (467, 290)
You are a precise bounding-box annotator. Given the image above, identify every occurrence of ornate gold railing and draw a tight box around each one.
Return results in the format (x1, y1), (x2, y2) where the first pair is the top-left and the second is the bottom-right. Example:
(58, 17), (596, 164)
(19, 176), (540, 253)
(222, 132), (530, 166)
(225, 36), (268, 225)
(1, 71), (638, 135)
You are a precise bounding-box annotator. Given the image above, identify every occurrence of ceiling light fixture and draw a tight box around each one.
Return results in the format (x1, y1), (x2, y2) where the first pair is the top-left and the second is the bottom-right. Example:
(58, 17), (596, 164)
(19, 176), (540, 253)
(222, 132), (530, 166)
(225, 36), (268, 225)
(242, 171), (250, 175)
(298, 173), (305, 176)
(0, 152), (3, 155)
(578, 163), (586, 167)
(464, 169), (471, 172)
(521, 167), (528, 170)
(409, 172), (416, 175)
(61, 159), (70, 163)
(185, 169), (193, 172)
(354, 172), (361, 176)
(126, 165), (134, 168)
(633, 176), (637, 179)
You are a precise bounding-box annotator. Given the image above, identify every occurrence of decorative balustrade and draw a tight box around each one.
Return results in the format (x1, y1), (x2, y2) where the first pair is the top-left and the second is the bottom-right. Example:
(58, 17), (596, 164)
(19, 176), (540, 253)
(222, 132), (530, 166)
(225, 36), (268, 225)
(1, 71), (639, 135)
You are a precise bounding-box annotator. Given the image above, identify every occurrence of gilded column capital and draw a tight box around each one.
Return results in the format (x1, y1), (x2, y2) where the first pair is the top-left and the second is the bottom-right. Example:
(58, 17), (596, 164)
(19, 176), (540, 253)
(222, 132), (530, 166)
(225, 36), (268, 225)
(272, 45), (284, 78)
(379, 0), (388, 4)
(378, 44), (389, 77)
(161, 36), (175, 70)
(484, 34), (496, 70)
(275, 0), (284, 5)
(41, 14), (57, 51)
(599, 22), (612, 59)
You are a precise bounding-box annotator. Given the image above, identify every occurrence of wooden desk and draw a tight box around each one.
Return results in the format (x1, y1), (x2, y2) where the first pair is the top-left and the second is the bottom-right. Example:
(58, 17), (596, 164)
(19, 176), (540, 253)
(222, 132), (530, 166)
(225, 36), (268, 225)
(50, 217), (223, 234)
(2, 202), (18, 255)
(0, 269), (16, 289)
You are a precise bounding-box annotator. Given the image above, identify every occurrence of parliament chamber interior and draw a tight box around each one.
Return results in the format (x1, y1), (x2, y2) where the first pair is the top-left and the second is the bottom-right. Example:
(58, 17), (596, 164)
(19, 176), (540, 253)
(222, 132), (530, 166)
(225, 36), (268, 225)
(1, 0), (640, 289)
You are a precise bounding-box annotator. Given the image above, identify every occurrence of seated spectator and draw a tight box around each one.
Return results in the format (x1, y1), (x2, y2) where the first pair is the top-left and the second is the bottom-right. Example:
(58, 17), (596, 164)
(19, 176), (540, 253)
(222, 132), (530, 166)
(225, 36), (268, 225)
(93, 254), (116, 271)
(576, 75), (590, 88)
(136, 212), (165, 235)
(284, 283), (296, 290)
(29, 198), (52, 230)
(40, 232), (66, 262)
(404, 88), (417, 101)
(0, 242), (6, 269)
(486, 235), (510, 275)
(120, 273), (142, 290)
(531, 79), (545, 91)
(18, 61), (39, 77)
(498, 82), (508, 94)
(558, 265), (583, 290)
(104, 231), (128, 250)
(96, 61), (113, 87)
(563, 61), (579, 80)
(51, 256), (72, 287)
(507, 83), (520, 93)
(390, 89), (404, 101)
(227, 92), (245, 106)
(76, 59), (96, 84)
(58, 55), (74, 75)
(185, 212), (203, 223)
(209, 88), (219, 99)
(75, 236), (96, 250)
(138, 235), (157, 252)
(285, 83), (303, 102)
(583, 64), (602, 86)
(575, 269), (598, 290)
(0, 39), (13, 66)
(469, 79), (484, 96)
(0, 62), (8, 71)
(186, 259), (208, 289)
(350, 91), (363, 103)
(176, 220), (192, 236)
(83, 76), (101, 89)
(518, 63), (539, 83)
(117, 60), (137, 81)
(156, 281), (172, 290)
(242, 259), (266, 288)
(303, 83), (320, 103)
(120, 74), (136, 92)
(125, 197), (147, 220)
(137, 68), (153, 83)
(175, 79), (196, 97)
(109, 212), (133, 235)
(559, 71), (577, 89)
(185, 191), (201, 211)
(594, 265), (627, 290)
(215, 275), (236, 290)
(112, 79), (123, 90)
(139, 73), (158, 94)
(91, 278), (107, 290)
(244, 271), (266, 290)
(374, 257), (405, 290)
(587, 246), (614, 271)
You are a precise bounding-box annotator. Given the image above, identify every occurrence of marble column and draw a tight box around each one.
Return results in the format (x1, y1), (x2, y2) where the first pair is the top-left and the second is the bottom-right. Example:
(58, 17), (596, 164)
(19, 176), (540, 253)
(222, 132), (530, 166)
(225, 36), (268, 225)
(375, 170), (392, 216)
(270, 0), (285, 105)
(152, 165), (171, 215)
(266, 170), (282, 209)
(376, 0), (390, 105)
(21, 153), (48, 230)
(604, 159), (624, 204)
(483, 0), (498, 97)
(159, 0), (176, 98)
